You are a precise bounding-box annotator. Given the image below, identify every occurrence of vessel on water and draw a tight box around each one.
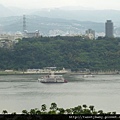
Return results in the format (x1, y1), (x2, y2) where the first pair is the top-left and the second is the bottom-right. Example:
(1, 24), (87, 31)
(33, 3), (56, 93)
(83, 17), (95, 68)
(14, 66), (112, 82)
(38, 72), (68, 83)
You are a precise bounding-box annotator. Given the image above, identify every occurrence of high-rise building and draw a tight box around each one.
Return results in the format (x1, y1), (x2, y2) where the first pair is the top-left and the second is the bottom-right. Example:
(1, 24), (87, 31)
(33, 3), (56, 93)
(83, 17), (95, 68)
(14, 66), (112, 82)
(105, 20), (114, 38)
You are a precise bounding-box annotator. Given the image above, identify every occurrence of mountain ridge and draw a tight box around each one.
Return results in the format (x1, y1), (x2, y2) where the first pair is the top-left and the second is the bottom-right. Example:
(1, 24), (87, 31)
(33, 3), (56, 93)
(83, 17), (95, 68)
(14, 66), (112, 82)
(0, 4), (120, 35)
(0, 4), (120, 23)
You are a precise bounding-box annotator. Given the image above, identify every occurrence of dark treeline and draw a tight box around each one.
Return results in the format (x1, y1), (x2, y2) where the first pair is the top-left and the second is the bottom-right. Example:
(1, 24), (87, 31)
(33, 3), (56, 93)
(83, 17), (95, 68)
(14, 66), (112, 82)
(2, 103), (117, 115)
(1, 103), (117, 120)
(0, 36), (120, 71)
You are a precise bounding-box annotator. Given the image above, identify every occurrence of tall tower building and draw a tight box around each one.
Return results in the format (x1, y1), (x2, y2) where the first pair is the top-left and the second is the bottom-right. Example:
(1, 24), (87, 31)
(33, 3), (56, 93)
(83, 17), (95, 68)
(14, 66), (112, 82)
(105, 20), (114, 38)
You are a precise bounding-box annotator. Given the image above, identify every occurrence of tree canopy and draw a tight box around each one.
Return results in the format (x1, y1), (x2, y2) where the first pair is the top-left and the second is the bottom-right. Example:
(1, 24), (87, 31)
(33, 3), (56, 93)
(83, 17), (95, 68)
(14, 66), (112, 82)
(0, 36), (120, 71)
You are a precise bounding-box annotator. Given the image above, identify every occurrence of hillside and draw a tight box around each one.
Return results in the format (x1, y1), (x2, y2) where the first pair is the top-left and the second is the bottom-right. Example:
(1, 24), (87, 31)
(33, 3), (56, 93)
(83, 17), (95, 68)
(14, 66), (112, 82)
(0, 36), (120, 71)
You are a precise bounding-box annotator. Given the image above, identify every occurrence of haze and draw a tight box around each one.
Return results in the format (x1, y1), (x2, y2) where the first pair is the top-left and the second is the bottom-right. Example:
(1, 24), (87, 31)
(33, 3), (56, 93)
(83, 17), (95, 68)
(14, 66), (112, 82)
(0, 0), (120, 10)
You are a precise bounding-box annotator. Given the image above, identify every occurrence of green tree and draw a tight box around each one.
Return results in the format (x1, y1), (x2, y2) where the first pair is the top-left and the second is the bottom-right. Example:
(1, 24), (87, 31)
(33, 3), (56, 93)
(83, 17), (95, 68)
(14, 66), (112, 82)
(89, 105), (95, 113)
(2, 110), (8, 114)
(57, 108), (65, 114)
(41, 104), (47, 114)
(22, 110), (29, 115)
(65, 108), (73, 114)
(49, 102), (57, 114)
(98, 110), (104, 114)
(83, 104), (87, 109)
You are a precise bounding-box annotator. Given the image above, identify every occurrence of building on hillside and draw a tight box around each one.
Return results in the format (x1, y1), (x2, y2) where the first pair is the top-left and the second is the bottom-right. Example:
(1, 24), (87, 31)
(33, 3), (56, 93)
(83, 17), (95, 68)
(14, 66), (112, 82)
(85, 29), (95, 40)
(24, 30), (40, 38)
(105, 20), (114, 38)
(0, 32), (23, 48)
(0, 32), (23, 41)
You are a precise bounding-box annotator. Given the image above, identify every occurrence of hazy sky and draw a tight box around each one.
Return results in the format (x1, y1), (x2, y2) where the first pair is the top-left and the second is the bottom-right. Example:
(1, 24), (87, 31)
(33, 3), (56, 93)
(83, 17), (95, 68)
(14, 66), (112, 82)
(0, 0), (120, 10)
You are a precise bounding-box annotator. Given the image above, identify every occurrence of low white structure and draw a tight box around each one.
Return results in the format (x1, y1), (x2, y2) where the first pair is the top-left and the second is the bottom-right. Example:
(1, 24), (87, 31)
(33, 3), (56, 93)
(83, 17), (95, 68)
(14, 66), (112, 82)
(0, 32), (23, 41)
(25, 67), (69, 74)
(24, 30), (40, 38)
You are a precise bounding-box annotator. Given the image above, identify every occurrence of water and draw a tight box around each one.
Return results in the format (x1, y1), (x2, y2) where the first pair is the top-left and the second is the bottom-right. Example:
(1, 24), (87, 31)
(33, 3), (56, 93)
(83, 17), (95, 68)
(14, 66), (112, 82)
(0, 74), (120, 113)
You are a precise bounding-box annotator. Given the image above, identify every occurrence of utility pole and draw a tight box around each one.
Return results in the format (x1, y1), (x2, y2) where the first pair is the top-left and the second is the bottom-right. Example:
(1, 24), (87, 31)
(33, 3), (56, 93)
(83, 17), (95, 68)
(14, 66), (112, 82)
(23, 15), (26, 33)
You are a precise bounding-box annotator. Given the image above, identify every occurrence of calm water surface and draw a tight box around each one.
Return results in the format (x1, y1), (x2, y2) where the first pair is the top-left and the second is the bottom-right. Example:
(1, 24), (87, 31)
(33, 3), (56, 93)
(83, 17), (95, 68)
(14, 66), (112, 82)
(0, 74), (120, 113)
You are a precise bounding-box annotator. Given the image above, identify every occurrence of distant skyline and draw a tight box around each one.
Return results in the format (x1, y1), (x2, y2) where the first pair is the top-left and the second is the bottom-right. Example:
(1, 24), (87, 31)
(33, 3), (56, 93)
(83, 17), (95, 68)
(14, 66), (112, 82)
(0, 0), (120, 10)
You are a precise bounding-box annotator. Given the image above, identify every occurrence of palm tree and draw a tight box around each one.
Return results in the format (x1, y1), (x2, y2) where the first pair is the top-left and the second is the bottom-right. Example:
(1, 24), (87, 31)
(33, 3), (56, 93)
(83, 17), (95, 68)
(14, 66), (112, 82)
(106, 112), (111, 115)
(35, 108), (41, 115)
(29, 109), (36, 115)
(77, 105), (82, 114)
(83, 104), (87, 109)
(2, 110), (8, 114)
(112, 112), (116, 115)
(98, 110), (104, 114)
(65, 108), (72, 114)
(89, 105), (94, 113)
(49, 102), (57, 114)
(72, 106), (83, 114)
(50, 103), (57, 111)
(11, 112), (16, 115)
(82, 104), (92, 114)
(41, 104), (47, 114)
(22, 110), (29, 115)
(57, 108), (65, 114)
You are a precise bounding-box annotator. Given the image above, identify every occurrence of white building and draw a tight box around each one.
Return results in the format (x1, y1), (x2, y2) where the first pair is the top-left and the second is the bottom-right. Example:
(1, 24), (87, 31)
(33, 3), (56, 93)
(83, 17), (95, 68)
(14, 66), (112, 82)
(0, 32), (23, 48)
(85, 29), (95, 40)
(0, 32), (23, 41)
(24, 30), (40, 38)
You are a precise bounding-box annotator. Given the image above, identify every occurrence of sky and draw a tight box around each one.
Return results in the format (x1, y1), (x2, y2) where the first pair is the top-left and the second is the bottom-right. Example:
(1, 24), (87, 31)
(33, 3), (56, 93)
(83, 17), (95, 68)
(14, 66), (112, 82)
(0, 0), (120, 10)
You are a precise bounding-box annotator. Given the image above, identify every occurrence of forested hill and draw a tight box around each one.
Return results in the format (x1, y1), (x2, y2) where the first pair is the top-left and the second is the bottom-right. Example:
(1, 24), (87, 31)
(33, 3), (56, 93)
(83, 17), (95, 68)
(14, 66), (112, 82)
(0, 36), (120, 71)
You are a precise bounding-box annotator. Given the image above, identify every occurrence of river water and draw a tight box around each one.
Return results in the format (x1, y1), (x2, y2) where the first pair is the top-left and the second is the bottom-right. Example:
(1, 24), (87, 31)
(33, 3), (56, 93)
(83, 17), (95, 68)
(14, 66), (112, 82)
(0, 74), (120, 113)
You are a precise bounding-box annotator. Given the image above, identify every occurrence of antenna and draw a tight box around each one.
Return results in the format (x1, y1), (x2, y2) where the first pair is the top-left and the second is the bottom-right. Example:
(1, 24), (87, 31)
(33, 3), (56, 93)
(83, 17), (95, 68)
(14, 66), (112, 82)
(23, 15), (26, 32)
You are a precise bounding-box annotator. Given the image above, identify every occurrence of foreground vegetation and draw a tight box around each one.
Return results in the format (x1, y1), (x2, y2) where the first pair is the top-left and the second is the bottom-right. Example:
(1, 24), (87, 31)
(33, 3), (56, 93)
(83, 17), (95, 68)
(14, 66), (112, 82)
(0, 36), (120, 71)
(1, 103), (116, 115)
(1, 103), (118, 120)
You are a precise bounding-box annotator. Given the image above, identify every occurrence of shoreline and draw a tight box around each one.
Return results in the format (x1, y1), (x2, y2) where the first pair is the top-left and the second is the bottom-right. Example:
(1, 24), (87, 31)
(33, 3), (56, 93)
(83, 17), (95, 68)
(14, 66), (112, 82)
(0, 71), (119, 75)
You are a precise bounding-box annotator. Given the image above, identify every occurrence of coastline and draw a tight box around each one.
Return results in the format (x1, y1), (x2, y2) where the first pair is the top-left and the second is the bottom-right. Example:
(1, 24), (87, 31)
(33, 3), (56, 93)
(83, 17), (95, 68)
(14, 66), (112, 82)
(70, 71), (120, 75)
(0, 70), (119, 75)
